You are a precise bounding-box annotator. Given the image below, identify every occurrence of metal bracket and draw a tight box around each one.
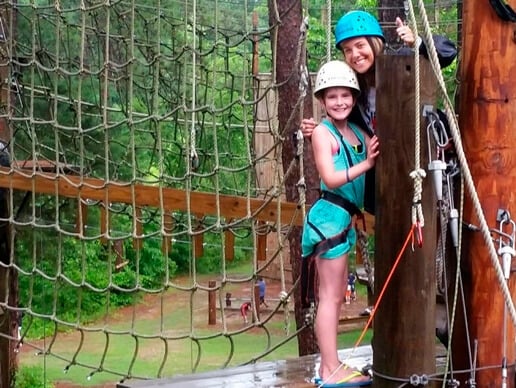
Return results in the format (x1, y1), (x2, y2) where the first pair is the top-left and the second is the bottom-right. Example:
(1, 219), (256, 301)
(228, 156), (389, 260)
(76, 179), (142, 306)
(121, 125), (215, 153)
(422, 104), (434, 117)
(497, 208), (510, 223)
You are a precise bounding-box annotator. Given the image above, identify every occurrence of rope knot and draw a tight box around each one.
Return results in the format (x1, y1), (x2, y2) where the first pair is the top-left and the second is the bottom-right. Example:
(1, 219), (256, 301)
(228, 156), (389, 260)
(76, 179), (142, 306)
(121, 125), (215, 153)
(410, 168), (426, 228)
(279, 290), (290, 304)
(409, 168), (427, 181)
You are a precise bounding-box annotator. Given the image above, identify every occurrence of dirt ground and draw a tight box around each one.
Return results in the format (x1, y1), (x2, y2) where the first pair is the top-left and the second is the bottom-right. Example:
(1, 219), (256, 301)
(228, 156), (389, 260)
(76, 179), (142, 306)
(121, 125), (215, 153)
(20, 277), (368, 388)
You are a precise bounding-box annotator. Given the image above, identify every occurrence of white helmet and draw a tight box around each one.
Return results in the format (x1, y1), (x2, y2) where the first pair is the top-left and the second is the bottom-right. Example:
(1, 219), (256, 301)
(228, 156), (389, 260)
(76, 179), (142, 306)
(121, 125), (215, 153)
(314, 60), (360, 98)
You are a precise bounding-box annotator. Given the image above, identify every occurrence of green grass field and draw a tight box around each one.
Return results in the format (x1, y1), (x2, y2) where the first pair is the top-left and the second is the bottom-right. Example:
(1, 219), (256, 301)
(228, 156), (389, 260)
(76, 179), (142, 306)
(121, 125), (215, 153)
(17, 262), (372, 387)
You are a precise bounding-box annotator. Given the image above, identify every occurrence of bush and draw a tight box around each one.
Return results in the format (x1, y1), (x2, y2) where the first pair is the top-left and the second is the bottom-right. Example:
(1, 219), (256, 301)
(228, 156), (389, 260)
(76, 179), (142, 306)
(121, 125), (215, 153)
(15, 365), (54, 388)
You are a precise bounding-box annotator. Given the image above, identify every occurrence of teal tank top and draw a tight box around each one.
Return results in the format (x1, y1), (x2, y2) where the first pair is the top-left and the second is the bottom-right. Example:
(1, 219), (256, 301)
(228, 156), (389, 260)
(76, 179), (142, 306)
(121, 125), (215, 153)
(319, 119), (366, 210)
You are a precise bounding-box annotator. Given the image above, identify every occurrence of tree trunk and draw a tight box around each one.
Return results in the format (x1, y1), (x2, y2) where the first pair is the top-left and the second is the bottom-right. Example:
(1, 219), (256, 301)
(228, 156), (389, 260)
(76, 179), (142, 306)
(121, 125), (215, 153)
(453, 1), (516, 386)
(268, 0), (320, 356)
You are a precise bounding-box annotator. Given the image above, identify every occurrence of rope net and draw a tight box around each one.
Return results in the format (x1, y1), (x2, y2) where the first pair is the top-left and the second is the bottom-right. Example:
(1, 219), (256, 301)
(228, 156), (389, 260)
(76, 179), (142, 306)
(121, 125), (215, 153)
(0, 0), (460, 385)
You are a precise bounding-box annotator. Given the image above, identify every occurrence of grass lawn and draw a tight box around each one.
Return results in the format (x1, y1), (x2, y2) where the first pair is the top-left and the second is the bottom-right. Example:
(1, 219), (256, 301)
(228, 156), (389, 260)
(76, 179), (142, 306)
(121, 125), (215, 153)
(18, 261), (373, 387)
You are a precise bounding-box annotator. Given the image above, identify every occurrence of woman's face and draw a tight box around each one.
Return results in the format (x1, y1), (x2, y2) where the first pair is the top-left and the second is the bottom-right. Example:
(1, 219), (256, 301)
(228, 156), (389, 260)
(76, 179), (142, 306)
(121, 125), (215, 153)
(340, 37), (375, 74)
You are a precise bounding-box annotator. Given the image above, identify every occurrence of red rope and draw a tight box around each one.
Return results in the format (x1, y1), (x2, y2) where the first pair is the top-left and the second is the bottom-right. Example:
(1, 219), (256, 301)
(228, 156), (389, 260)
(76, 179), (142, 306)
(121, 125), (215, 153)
(353, 224), (416, 348)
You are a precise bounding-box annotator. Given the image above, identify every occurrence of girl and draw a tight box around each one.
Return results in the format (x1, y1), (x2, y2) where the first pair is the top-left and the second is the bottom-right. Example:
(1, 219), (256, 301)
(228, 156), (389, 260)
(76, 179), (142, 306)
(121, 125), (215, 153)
(302, 60), (379, 387)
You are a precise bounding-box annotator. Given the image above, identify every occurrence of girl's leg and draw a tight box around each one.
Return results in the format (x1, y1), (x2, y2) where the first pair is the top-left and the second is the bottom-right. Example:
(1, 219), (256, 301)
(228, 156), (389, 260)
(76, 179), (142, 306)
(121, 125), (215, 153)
(316, 254), (348, 380)
(316, 254), (370, 384)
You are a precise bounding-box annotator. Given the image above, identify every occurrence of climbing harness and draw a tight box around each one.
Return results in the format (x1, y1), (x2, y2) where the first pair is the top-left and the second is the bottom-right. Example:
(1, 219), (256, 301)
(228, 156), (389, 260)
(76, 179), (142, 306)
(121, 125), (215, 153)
(301, 191), (362, 308)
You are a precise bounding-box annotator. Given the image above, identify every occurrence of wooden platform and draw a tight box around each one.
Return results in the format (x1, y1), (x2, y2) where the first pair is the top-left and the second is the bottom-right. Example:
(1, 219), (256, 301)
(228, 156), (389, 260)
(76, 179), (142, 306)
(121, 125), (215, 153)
(117, 346), (373, 387)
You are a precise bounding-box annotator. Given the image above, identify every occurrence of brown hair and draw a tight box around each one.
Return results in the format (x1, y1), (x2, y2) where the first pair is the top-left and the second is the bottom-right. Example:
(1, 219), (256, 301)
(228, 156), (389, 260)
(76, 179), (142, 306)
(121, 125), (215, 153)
(339, 36), (384, 106)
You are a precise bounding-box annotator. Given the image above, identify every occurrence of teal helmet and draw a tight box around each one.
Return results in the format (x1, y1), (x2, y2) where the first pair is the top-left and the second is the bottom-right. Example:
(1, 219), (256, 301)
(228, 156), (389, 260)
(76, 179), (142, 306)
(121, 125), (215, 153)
(335, 10), (385, 49)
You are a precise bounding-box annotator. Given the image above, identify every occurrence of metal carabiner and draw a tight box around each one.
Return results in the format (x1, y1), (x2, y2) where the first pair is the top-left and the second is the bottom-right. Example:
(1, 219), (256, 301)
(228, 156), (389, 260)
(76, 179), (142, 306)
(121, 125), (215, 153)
(416, 222), (423, 248)
(411, 222), (424, 250)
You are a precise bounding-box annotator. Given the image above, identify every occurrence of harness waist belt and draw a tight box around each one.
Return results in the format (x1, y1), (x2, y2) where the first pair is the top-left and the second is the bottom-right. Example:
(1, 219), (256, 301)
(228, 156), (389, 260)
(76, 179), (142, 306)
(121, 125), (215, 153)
(320, 190), (361, 217)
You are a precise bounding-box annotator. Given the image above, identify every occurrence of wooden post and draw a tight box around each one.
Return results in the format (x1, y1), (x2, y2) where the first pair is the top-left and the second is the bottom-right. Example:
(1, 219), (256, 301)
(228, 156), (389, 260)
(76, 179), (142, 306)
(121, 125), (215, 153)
(454, 2), (516, 386)
(224, 226), (234, 261)
(256, 221), (267, 261)
(75, 199), (88, 236)
(162, 213), (173, 255)
(100, 203), (109, 245)
(374, 54), (437, 387)
(193, 214), (204, 259)
(133, 207), (142, 251)
(208, 280), (216, 325)
(113, 240), (127, 272)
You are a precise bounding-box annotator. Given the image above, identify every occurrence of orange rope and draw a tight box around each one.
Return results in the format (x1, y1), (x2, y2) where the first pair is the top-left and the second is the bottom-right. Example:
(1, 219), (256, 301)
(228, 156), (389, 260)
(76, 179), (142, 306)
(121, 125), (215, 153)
(353, 224), (416, 348)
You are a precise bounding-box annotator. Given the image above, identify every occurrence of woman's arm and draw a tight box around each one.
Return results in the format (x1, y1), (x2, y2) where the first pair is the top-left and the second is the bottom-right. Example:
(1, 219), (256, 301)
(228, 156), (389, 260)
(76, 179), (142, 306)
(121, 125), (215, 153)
(395, 17), (457, 69)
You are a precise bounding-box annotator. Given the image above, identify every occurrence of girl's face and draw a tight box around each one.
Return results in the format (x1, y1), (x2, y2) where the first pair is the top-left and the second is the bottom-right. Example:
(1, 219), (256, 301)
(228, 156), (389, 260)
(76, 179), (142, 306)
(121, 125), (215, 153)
(321, 87), (355, 120)
(340, 37), (375, 74)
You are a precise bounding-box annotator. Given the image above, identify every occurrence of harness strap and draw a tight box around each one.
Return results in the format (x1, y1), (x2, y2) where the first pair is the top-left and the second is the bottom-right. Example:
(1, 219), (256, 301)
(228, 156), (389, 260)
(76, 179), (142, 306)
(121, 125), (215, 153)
(320, 190), (362, 217)
(301, 224), (352, 308)
(301, 191), (360, 308)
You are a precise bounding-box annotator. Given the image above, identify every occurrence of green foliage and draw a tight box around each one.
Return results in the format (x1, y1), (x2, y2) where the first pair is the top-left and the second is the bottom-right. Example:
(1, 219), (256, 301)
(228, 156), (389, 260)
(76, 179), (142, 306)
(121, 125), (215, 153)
(15, 365), (54, 388)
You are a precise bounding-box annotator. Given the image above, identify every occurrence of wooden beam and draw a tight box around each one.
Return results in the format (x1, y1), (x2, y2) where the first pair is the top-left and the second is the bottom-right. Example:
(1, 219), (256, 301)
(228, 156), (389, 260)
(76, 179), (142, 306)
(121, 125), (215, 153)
(0, 168), (304, 226)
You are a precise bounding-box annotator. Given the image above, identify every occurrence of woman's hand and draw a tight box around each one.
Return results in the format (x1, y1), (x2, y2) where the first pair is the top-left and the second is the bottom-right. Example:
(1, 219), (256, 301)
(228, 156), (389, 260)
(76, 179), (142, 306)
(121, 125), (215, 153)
(395, 17), (416, 48)
(301, 118), (317, 138)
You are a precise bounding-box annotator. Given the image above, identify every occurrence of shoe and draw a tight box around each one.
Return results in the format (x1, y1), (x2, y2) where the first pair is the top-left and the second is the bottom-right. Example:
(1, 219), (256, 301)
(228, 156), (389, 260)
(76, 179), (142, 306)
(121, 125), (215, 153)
(314, 371), (372, 387)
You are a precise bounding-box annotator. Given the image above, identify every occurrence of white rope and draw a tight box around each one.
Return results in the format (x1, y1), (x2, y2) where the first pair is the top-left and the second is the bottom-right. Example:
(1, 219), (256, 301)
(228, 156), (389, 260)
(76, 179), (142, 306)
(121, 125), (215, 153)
(325, 0), (332, 62)
(407, 0), (425, 229)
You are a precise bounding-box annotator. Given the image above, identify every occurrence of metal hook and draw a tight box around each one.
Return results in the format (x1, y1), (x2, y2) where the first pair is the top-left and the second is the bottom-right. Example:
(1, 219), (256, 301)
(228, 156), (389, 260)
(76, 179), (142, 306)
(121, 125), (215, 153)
(426, 109), (450, 202)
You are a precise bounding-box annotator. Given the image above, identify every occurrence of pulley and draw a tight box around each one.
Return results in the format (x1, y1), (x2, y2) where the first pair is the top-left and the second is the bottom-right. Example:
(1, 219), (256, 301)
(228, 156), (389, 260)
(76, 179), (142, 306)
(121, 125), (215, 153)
(449, 208), (459, 248)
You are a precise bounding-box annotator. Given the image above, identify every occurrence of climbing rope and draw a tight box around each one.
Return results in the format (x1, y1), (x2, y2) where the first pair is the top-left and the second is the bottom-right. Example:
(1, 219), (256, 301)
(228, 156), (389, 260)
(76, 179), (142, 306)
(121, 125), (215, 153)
(406, 0), (426, 233)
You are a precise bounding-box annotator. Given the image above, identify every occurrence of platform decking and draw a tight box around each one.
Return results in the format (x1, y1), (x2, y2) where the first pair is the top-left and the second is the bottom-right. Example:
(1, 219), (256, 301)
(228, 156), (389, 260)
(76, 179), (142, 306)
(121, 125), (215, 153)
(117, 346), (373, 388)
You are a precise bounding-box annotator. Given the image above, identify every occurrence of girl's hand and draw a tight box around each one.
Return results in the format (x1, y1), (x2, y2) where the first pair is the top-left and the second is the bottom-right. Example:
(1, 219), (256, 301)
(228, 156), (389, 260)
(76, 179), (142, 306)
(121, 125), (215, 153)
(301, 118), (317, 138)
(395, 17), (416, 48)
(366, 135), (380, 169)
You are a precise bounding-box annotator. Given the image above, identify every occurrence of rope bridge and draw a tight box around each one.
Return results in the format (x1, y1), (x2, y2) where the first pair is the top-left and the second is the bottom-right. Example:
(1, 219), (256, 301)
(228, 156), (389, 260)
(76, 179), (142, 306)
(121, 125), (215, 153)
(0, 0), (458, 386)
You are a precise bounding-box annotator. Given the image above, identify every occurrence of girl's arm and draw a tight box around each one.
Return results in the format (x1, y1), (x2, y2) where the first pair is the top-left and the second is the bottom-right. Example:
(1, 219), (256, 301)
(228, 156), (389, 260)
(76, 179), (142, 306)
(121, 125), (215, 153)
(312, 126), (379, 189)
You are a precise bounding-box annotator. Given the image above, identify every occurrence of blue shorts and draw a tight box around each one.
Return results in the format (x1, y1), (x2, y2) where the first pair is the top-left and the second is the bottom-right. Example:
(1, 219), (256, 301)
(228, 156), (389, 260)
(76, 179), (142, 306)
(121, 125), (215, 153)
(301, 199), (356, 260)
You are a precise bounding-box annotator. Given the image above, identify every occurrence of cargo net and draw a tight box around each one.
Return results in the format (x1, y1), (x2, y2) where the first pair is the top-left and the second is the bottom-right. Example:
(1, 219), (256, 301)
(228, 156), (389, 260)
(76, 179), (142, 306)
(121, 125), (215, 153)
(0, 0), (310, 384)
